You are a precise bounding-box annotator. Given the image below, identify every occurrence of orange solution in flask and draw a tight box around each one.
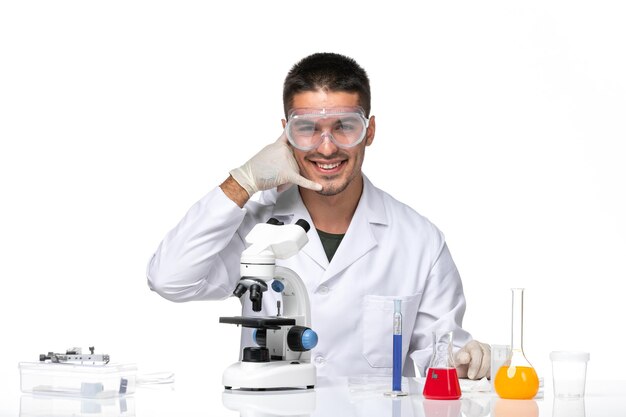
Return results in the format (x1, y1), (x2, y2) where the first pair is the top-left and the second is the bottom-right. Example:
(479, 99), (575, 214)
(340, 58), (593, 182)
(494, 288), (540, 400)
(423, 331), (461, 400)
(494, 365), (539, 399)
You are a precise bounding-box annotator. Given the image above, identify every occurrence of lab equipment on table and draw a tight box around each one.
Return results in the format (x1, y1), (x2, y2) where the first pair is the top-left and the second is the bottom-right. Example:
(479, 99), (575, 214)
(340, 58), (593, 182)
(490, 345), (510, 389)
(20, 346), (174, 400)
(494, 288), (539, 399)
(384, 299), (407, 397)
(20, 347), (136, 399)
(39, 347), (110, 365)
(423, 331), (462, 400)
(550, 351), (590, 398)
(220, 218), (318, 390)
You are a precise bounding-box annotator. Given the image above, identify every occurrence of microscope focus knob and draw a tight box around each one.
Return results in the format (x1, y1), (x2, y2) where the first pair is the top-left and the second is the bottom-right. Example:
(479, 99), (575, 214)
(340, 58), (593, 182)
(271, 280), (285, 293)
(242, 347), (270, 363)
(252, 329), (267, 347)
(287, 326), (318, 352)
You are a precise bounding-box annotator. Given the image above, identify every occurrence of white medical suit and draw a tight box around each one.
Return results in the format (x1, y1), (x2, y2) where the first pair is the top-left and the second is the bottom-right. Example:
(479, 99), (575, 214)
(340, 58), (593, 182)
(147, 175), (472, 377)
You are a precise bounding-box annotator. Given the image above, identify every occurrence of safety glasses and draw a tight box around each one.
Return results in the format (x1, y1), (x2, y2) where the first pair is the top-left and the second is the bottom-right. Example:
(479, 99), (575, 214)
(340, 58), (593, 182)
(285, 107), (369, 151)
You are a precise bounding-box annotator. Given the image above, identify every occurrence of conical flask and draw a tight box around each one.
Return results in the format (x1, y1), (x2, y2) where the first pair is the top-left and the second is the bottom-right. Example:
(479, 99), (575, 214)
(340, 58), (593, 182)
(494, 288), (539, 399)
(423, 330), (461, 400)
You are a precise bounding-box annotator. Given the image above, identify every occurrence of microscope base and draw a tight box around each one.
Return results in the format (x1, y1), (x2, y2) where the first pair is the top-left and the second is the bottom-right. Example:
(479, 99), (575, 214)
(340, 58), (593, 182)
(222, 361), (316, 390)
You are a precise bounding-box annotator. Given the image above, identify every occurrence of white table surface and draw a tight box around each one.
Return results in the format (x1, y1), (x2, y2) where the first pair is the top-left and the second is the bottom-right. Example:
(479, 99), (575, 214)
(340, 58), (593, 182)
(3, 371), (625, 417)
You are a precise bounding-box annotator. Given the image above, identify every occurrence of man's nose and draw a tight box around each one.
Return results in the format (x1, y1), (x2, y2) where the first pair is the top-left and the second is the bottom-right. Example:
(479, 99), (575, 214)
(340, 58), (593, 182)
(316, 132), (339, 155)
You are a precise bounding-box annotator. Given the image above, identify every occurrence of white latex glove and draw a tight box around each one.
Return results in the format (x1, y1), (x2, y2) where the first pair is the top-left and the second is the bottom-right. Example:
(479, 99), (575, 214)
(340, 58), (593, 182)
(229, 132), (322, 196)
(455, 340), (491, 380)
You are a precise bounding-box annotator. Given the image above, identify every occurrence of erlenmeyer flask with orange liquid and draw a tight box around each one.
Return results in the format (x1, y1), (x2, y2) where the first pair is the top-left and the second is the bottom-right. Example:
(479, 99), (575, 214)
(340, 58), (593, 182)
(494, 288), (540, 399)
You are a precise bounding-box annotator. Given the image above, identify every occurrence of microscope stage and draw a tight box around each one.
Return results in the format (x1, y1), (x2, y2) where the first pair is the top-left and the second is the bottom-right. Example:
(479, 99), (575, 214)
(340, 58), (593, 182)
(219, 316), (296, 329)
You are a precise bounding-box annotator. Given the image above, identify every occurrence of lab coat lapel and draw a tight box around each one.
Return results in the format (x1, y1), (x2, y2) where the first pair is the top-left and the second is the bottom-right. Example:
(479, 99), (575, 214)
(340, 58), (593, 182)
(322, 176), (387, 283)
(272, 186), (330, 270)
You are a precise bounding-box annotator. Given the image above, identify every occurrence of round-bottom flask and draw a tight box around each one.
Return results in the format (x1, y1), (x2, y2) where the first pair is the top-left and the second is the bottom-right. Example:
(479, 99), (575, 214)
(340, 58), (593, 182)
(494, 288), (539, 399)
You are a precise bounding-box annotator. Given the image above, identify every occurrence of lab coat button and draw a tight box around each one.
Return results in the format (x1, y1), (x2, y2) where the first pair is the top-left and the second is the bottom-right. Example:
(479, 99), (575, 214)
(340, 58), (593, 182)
(314, 355), (326, 365)
(318, 286), (329, 295)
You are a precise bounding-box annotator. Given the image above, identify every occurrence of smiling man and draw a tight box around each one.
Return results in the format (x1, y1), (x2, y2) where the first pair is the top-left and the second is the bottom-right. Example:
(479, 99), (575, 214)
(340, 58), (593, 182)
(147, 53), (491, 380)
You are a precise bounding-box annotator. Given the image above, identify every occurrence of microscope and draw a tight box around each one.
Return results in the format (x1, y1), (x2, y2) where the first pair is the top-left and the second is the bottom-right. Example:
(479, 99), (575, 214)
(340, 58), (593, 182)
(220, 218), (318, 390)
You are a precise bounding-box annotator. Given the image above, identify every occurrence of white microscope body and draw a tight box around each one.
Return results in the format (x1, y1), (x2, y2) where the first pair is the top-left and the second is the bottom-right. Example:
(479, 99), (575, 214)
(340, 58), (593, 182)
(220, 218), (318, 390)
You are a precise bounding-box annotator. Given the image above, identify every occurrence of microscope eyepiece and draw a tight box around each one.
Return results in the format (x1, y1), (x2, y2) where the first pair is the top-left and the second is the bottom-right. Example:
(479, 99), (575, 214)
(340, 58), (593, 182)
(249, 284), (261, 299)
(249, 283), (263, 312)
(233, 283), (247, 298)
(295, 219), (310, 232)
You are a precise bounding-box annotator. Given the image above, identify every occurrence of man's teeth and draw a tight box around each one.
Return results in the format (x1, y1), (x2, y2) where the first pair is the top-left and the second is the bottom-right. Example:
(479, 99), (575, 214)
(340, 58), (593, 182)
(317, 162), (341, 169)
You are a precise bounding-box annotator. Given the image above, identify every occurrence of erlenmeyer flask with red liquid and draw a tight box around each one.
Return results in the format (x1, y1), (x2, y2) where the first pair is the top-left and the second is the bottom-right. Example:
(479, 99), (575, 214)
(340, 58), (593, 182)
(423, 330), (462, 400)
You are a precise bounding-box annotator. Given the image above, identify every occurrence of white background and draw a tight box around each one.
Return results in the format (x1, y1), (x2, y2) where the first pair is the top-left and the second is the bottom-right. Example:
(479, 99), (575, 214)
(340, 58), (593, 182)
(1, 0), (624, 397)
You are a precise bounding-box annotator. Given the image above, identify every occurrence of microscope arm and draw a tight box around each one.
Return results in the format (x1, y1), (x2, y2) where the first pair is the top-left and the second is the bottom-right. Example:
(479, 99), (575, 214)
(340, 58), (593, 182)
(274, 266), (312, 328)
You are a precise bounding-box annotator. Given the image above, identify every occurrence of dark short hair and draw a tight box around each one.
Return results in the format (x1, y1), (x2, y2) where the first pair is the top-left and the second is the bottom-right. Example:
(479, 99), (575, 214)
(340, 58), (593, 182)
(283, 52), (371, 118)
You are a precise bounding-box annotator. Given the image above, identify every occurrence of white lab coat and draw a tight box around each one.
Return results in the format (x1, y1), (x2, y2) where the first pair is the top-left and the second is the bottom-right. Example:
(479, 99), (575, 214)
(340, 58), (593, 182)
(147, 175), (472, 377)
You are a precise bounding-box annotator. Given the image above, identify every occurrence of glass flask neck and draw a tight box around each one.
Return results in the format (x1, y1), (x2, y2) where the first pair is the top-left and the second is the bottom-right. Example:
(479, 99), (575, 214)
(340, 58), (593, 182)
(429, 330), (456, 369)
(510, 288), (525, 352)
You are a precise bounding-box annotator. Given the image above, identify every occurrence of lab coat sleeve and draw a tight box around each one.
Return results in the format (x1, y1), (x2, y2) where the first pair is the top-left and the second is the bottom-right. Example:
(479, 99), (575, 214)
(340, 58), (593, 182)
(408, 243), (472, 376)
(146, 186), (247, 302)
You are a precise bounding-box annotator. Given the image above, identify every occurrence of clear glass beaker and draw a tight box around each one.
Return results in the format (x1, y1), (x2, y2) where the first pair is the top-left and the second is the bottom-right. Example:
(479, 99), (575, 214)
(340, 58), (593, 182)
(423, 330), (461, 400)
(494, 288), (539, 399)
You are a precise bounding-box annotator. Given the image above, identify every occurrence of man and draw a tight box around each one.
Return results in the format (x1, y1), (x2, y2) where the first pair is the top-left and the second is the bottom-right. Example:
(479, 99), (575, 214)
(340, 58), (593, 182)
(147, 52), (490, 379)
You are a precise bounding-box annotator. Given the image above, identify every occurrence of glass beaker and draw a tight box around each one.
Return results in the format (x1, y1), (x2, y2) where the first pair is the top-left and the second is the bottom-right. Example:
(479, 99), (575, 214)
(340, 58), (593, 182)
(494, 288), (540, 399)
(423, 330), (461, 400)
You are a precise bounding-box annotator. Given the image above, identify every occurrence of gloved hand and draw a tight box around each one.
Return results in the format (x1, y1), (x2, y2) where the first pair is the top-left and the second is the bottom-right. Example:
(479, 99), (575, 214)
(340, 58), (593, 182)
(455, 340), (491, 380)
(229, 132), (322, 196)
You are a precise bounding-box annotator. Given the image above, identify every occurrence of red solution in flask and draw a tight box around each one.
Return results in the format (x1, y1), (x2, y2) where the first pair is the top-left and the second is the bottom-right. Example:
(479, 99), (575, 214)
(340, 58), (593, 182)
(423, 367), (462, 400)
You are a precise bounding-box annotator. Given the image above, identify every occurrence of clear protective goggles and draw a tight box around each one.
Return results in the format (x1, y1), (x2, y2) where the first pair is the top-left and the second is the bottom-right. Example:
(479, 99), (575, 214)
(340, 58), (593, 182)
(285, 107), (369, 151)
